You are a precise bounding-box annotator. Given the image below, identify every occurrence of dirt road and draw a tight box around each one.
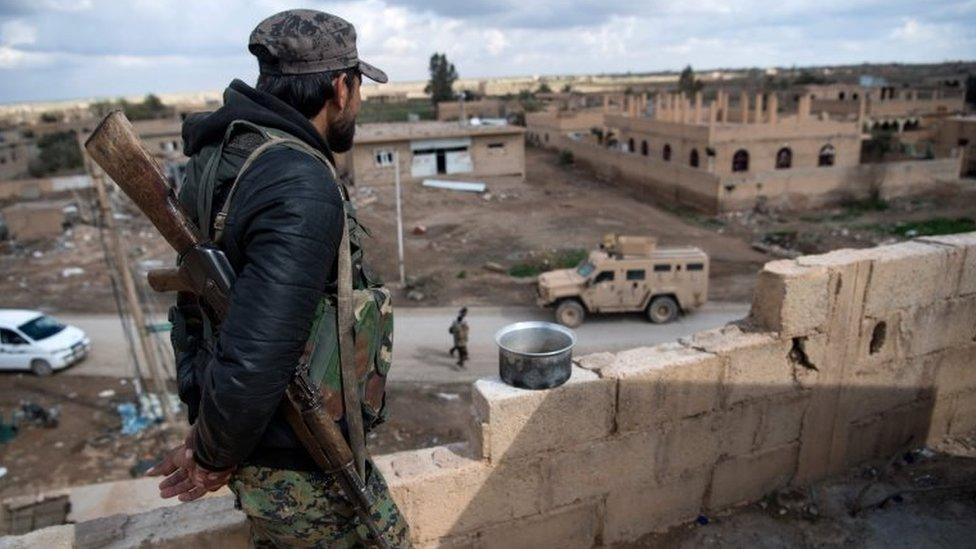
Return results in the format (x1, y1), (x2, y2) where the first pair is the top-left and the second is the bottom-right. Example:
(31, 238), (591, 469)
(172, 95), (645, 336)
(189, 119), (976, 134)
(52, 302), (750, 383)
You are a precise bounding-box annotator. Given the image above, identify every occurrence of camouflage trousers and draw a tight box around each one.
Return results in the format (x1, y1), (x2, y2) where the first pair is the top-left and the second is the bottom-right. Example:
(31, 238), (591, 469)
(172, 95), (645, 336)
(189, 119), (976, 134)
(229, 462), (412, 548)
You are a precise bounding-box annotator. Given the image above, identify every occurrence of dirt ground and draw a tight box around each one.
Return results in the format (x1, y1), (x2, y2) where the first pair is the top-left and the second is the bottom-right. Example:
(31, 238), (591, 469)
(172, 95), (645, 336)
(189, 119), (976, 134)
(0, 373), (470, 500)
(624, 434), (976, 548)
(3, 147), (974, 314)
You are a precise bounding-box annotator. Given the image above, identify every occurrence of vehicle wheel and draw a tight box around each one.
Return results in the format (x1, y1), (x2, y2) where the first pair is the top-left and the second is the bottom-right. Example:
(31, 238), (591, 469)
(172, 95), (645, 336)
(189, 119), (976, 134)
(30, 359), (53, 377)
(555, 300), (585, 328)
(647, 296), (679, 324)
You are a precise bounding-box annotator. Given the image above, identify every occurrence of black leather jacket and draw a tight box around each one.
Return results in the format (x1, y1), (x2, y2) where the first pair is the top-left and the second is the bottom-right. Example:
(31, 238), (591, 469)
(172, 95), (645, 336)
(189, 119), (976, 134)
(175, 80), (344, 471)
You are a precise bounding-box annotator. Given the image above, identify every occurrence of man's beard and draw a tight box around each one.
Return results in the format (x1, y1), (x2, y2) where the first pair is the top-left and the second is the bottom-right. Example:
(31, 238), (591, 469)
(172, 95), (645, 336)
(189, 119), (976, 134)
(327, 111), (356, 153)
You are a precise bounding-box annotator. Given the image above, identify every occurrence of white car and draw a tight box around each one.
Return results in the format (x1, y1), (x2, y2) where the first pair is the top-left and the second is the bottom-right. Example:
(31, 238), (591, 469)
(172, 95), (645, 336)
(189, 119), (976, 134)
(0, 310), (91, 375)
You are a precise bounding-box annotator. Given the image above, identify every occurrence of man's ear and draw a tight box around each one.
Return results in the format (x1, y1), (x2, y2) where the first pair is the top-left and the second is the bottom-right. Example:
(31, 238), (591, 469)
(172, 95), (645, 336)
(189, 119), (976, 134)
(332, 73), (349, 112)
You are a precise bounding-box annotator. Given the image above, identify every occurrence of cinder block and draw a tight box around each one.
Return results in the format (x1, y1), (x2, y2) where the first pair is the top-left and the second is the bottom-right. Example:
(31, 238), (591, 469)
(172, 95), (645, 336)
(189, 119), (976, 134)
(479, 502), (599, 549)
(843, 357), (929, 422)
(707, 443), (799, 510)
(844, 401), (932, 468)
(382, 447), (545, 542)
(862, 241), (960, 316)
(749, 259), (830, 336)
(603, 471), (709, 543)
(949, 389), (976, 436)
(918, 232), (976, 296)
(713, 401), (762, 457)
(546, 430), (658, 508)
(603, 342), (722, 431)
(932, 344), (976, 398)
(656, 416), (720, 483)
(854, 312), (904, 367)
(755, 394), (809, 451)
(901, 296), (976, 357)
(473, 367), (615, 462)
(685, 325), (795, 406)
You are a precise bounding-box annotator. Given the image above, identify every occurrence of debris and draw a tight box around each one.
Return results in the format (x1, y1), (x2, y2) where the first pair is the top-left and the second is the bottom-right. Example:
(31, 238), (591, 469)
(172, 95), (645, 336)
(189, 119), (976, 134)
(435, 392), (460, 401)
(0, 466), (7, 480)
(483, 261), (507, 274)
(129, 458), (156, 478)
(696, 515), (709, 526)
(19, 402), (59, 428)
(31, 250), (43, 258)
(412, 224), (428, 235)
(422, 179), (487, 193)
(117, 402), (152, 435)
(0, 413), (17, 443)
(407, 290), (425, 301)
(98, 389), (116, 399)
(61, 267), (85, 278)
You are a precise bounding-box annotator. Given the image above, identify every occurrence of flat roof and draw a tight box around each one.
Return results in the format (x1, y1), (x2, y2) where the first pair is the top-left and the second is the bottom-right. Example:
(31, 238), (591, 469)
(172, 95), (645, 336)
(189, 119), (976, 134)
(355, 121), (524, 144)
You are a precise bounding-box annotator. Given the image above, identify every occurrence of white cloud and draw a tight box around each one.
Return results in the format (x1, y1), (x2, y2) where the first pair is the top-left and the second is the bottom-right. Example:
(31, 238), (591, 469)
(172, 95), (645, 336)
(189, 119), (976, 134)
(484, 29), (507, 56)
(0, 20), (36, 46)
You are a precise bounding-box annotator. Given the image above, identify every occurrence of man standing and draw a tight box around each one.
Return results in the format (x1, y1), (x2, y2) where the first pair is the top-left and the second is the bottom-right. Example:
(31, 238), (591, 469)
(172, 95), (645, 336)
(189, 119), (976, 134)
(147, 10), (410, 547)
(449, 307), (469, 369)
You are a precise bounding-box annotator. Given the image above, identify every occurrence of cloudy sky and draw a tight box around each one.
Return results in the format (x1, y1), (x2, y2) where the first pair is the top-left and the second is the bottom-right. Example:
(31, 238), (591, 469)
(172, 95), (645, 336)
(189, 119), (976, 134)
(1, 0), (974, 103)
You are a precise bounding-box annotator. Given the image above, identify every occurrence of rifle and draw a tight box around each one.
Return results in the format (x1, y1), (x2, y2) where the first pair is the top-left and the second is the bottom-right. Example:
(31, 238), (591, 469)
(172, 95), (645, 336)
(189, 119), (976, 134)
(84, 111), (391, 549)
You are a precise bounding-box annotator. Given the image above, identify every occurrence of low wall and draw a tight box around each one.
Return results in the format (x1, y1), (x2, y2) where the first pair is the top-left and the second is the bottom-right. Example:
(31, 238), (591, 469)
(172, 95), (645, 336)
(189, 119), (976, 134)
(4, 234), (976, 548)
(720, 156), (963, 211)
(548, 133), (723, 213)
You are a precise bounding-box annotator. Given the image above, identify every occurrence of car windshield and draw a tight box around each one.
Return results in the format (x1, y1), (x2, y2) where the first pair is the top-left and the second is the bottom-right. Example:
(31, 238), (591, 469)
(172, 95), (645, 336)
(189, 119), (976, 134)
(18, 315), (66, 341)
(576, 261), (596, 277)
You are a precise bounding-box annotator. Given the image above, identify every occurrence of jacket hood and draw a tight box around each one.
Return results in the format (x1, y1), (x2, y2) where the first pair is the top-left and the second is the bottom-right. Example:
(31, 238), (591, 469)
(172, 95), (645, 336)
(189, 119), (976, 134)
(181, 79), (334, 164)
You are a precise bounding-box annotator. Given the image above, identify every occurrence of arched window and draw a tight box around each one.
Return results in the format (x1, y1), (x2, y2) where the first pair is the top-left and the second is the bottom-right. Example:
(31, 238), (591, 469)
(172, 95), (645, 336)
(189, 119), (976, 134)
(818, 144), (835, 167)
(663, 144), (672, 162)
(732, 149), (749, 172)
(641, 140), (648, 157)
(838, 91), (846, 100)
(852, 92), (859, 100)
(628, 138), (635, 153)
(689, 149), (700, 168)
(776, 147), (792, 169)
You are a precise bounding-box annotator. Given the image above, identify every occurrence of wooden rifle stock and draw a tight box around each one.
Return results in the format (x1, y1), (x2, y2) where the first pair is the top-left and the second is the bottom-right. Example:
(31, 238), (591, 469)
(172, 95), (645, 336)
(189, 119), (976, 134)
(84, 111), (391, 548)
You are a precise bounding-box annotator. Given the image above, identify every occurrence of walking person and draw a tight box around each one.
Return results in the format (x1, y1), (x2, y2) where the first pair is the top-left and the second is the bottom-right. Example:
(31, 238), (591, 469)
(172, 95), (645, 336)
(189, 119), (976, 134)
(448, 307), (469, 369)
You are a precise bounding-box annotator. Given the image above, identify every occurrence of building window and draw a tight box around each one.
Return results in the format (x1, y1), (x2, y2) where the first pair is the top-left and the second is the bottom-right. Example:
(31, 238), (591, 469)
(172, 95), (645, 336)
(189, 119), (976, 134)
(689, 149), (700, 168)
(653, 264), (671, 273)
(732, 149), (749, 172)
(641, 140), (648, 156)
(776, 147), (792, 169)
(545, 133), (549, 143)
(488, 142), (506, 155)
(0, 156), (5, 165)
(626, 269), (646, 281)
(688, 263), (705, 271)
(818, 144), (835, 167)
(374, 149), (395, 167)
(663, 144), (672, 162)
(628, 138), (635, 153)
(839, 92), (845, 100)
(852, 92), (859, 100)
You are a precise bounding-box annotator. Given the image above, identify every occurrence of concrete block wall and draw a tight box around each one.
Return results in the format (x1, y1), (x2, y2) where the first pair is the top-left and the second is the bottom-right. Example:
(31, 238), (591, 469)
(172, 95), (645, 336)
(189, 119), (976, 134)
(375, 233), (976, 547)
(3, 234), (974, 547)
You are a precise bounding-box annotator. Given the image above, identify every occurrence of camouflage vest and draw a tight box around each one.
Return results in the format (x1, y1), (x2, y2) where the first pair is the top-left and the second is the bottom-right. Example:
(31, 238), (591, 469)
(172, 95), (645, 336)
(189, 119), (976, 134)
(180, 120), (392, 432)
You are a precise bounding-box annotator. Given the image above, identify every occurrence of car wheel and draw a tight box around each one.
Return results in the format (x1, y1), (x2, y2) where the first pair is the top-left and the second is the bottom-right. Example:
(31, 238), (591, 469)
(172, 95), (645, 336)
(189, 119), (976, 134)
(647, 296), (679, 324)
(555, 300), (585, 328)
(30, 359), (54, 377)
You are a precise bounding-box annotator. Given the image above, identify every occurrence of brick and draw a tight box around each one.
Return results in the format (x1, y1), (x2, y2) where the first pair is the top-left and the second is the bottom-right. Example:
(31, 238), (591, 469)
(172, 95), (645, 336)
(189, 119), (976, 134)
(749, 259), (830, 336)
(755, 394), (809, 451)
(918, 232), (976, 296)
(844, 402), (931, 468)
(707, 443), (799, 510)
(473, 367), (614, 462)
(603, 342), (722, 431)
(546, 430), (658, 508)
(603, 472), (708, 543)
(384, 449), (545, 542)
(901, 296), (976, 357)
(862, 241), (959, 316)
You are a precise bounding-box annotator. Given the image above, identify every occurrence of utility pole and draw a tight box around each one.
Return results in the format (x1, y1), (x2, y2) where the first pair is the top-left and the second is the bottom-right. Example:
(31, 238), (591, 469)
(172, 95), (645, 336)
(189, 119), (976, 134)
(394, 150), (406, 287)
(83, 147), (173, 422)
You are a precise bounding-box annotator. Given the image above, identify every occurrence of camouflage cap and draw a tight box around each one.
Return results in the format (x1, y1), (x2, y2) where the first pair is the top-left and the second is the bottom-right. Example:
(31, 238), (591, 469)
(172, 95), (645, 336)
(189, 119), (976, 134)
(249, 10), (388, 83)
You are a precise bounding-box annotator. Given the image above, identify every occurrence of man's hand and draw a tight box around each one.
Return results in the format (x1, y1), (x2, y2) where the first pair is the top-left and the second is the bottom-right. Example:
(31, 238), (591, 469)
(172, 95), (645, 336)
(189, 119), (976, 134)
(147, 435), (234, 502)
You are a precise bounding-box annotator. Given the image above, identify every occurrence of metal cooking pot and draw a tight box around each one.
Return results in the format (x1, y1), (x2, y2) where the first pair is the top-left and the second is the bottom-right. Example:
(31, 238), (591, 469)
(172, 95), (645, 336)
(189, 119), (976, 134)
(495, 321), (577, 390)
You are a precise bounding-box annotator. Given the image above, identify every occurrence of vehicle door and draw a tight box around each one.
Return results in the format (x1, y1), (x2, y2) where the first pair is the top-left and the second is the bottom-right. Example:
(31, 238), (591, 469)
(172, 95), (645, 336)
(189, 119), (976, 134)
(586, 269), (620, 312)
(0, 328), (32, 370)
(621, 268), (648, 309)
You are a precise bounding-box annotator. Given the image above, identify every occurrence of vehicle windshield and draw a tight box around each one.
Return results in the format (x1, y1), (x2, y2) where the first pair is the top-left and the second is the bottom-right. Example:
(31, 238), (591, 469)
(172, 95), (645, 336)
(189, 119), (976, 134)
(18, 315), (66, 341)
(576, 261), (596, 277)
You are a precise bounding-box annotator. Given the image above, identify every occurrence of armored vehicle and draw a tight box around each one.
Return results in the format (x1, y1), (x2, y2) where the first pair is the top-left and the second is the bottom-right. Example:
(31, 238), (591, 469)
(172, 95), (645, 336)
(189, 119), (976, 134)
(536, 235), (709, 328)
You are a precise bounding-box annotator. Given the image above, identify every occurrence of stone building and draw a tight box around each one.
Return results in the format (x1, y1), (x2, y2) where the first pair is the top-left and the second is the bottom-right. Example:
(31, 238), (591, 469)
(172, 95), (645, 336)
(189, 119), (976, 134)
(803, 83), (966, 132)
(436, 99), (511, 122)
(933, 116), (976, 177)
(338, 122), (525, 186)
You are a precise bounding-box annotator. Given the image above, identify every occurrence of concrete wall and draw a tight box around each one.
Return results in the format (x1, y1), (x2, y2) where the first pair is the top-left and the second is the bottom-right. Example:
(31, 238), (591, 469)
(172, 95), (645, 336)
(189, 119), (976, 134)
(6, 235), (976, 548)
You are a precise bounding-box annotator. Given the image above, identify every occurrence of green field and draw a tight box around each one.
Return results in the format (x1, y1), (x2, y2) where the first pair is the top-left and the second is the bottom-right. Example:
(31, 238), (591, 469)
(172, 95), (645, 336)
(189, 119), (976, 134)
(358, 99), (436, 123)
